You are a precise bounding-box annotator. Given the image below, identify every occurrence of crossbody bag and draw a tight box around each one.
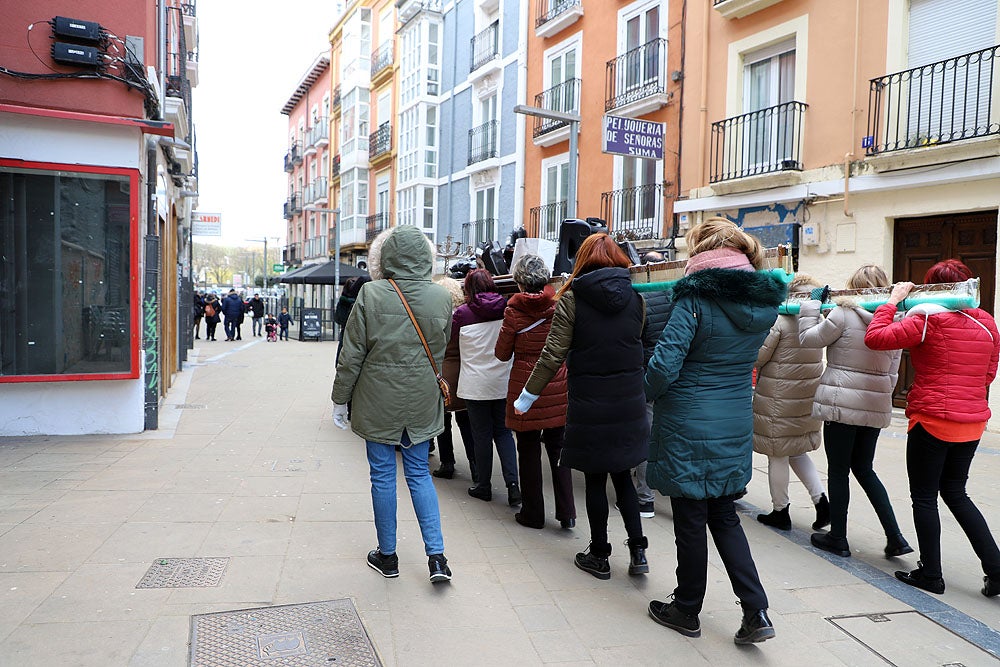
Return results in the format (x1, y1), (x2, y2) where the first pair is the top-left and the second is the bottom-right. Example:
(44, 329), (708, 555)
(387, 279), (452, 403)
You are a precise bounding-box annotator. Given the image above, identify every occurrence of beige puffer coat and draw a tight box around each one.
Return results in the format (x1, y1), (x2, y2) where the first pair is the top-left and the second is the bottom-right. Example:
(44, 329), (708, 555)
(753, 313), (824, 456)
(797, 299), (901, 428)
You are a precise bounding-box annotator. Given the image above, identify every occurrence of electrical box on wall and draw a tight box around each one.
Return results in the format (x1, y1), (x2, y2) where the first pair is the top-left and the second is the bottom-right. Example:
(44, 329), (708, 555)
(800, 222), (820, 246)
(53, 16), (101, 43)
(51, 42), (100, 67)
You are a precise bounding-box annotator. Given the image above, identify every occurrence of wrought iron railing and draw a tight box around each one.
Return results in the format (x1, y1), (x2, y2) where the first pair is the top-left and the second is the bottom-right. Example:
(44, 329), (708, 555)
(283, 192), (302, 219)
(606, 38), (668, 111)
(304, 235), (328, 259)
(529, 202), (566, 241)
(369, 122), (392, 159)
(333, 84), (341, 112)
(470, 21), (499, 72)
(463, 219), (497, 247)
(304, 177), (328, 204)
(283, 142), (300, 172)
(283, 242), (302, 266)
(532, 79), (581, 138)
(366, 212), (389, 242)
(867, 44), (1000, 155)
(710, 101), (807, 183)
(600, 184), (662, 240)
(371, 41), (394, 78)
(332, 154), (341, 180)
(468, 120), (498, 165)
(536, 0), (581, 29)
(308, 118), (329, 147)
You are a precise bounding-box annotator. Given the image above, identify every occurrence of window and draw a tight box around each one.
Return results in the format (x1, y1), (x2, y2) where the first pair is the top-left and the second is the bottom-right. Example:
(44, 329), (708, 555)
(424, 106), (437, 178)
(546, 42), (578, 112)
(377, 91), (391, 127)
(422, 187), (435, 231)
(376, 174), (390, 217)
(743, 40), (796, 167)
(619, 2), (663, 95)
(340, 169), (368, 230)
(427, 22), (440, 95)
(0, 163), (137, 380)
(540, 155), (569, 239)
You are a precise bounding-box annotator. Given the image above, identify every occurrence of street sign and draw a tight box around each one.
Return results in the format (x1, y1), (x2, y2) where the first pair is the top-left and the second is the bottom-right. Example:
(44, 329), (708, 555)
(273, 263), (285, 273)
(602, 115), (664, 159)
(192, 212), (222, 236)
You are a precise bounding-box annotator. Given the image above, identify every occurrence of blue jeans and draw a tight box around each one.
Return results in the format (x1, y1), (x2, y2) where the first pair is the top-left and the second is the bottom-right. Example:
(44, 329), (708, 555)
(366, 432), (444, 556)
(224, 317), (237, 339)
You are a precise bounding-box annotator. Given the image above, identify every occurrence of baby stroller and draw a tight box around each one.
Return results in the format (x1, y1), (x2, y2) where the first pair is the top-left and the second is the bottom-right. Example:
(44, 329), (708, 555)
(265, 319), (278, 342)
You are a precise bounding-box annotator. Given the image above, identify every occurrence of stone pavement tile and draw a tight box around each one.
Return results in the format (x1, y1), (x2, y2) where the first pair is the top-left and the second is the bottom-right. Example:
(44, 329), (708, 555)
(392, 624), (541, 666)
(0, 620), (151, 667)
(0, 522), (118, 572)
(25, 563), (171, 623)
(753, 540), (862, 591)
(483, 545), (529, 565)
(128, 615), (190, 667)
(11, 452), (115, 472)
(0, 523), (14, 539)
(358, 609), (396, 667)
(251, 446), (320, 467)
(303, 462), (372, 494)
(296, 492), (372, 522)
(274, 557), (390, 612)
(198, 521), (293, 557)
(553, 587), (670, 649)
(287, 519), (375, 559)
(0, 571), (70, 641)
(217, 495), (299, 523)
(87, 522), (212, 564)
(181, 452), (259, 473)
(820, 638), (892, 666)
(529, 551), (622, 593)
(528, 630), (594, 664)
(515, 603), (571, 632)
(591, 642), (709, 666)
(501, 579), (555, 607)
(506, 521), (586, 551)
(0, 471), (64, 494)
(73, 468), (172, 492)
(165, 555), (283, 605)
(160, 472), (243, 494)
(791, 582), (911, 616)
(466, 518), (517, 549)
(172, 422), (229, 437)
(777, 610), (853, 644)
(130, 493), (227, 523)
(23, 490), (152, 524)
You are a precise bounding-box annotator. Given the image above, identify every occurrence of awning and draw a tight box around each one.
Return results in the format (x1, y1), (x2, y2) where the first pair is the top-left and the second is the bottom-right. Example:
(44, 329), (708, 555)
(301, 261), (369, 285)
(278, 264), (322, 284)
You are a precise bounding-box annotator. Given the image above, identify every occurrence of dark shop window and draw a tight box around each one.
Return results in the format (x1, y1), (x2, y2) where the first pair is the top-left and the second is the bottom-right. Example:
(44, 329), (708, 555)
(0, 165), (134, 380)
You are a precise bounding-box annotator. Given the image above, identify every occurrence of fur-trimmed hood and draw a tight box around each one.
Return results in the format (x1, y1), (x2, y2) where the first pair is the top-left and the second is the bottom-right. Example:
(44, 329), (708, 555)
(673, 268), (787, 333)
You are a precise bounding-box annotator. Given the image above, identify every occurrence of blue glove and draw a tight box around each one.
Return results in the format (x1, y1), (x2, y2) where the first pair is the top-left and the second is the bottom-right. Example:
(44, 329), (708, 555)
(809, 285), (831, 303)
(513, 389), (539, 414)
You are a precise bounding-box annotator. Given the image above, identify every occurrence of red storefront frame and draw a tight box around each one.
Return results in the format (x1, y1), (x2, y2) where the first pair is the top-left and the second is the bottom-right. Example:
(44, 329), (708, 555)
(0, 158), (142, 383)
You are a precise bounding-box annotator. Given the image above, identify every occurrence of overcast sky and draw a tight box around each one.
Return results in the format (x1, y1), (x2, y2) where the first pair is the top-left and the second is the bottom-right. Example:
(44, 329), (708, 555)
(192, 1), (342, 246)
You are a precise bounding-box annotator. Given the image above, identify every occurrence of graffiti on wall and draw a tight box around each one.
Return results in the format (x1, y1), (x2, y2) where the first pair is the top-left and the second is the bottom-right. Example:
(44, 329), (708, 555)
(143, 287), (158, 391)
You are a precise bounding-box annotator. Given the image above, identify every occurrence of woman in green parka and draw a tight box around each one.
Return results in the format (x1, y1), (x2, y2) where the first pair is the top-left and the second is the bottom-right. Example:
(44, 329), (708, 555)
(644, 218), (785, 645)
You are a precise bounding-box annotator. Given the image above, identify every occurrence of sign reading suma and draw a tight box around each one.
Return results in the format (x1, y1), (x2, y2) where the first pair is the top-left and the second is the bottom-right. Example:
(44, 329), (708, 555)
(602, 116), (664, 159)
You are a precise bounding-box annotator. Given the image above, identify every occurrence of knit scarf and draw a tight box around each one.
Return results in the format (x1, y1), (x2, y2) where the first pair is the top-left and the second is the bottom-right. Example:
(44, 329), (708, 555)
(684, 247), (753, 275)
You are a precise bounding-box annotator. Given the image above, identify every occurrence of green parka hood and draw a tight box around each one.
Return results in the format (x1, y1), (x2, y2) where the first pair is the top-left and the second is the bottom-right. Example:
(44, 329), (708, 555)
(672, 268), (786, 334)
(370, 225), (434, 281)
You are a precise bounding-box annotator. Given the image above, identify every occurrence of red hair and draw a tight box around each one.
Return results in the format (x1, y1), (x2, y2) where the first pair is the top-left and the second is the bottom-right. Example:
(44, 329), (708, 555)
(556, 233), (630, 298)
(924, 259), (973, 284)
(463, 268), (497, 301)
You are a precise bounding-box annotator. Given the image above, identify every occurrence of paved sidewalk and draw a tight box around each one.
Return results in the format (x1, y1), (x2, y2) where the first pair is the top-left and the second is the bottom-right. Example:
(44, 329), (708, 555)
(0, 337), (999, 665)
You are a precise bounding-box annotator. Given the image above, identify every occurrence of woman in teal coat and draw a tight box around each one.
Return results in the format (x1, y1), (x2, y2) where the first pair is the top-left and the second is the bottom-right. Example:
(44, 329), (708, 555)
(644, 218), (785, 645)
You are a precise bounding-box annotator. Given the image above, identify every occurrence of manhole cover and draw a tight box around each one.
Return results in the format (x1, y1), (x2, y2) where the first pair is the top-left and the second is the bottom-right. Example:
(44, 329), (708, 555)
(175, 403), (207, 410)
(828, 611), (995, 666)
(136, 557), (229, 588)
(190, 599), (381, 666)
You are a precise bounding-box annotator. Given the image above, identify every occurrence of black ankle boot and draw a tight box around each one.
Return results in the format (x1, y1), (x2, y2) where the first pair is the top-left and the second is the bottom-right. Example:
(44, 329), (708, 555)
(757, 506), (791, 530)
(813, 493), (830, 530)
(575, 542), (611, 580)
(627, 536), (649, 575)
(811, 532), (851, 557)
(884, 533), (914, 558)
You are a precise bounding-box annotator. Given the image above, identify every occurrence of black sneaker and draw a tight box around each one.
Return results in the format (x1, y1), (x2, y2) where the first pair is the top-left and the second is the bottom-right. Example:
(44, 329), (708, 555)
(428, 554), (452, 583)
(895, 561), (945, 594)
(982, 575), (1000, 598)
(367, 549), (399, 578)
(507, 482), (522, 507)
(734, 608), (775, 644)
(467, 485), (492, 502)
(648, 599), (700, 637)
(574, 543), (611, 580)
(639, 502), (655, 519)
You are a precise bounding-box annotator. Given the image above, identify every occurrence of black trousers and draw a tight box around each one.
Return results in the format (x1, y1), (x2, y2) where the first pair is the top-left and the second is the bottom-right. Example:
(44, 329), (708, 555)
(907, 423), (1000, 579)
(206, 320), (218, 340)
(515, 428), (575, 526)
(584, 469), (642, 549)
(824, 421), (901, 539)
(670, 496), (768, 615)
(436, 411), (475, 472)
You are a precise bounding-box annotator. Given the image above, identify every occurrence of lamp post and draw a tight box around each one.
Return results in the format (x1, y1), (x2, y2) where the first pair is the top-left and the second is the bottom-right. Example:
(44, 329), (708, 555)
(245, 237), (268, 290)
(513, 104), (581, 220)
(303, 207), (341, 336)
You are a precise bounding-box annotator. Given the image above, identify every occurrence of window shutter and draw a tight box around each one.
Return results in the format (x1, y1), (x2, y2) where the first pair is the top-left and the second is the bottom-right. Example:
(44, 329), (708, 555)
(908, 0), (997, 68)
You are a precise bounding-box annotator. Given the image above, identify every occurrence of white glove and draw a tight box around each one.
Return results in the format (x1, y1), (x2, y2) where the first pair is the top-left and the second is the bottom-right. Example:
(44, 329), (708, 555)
(513, 389), (539, 414)
(332, 403), (349, 430)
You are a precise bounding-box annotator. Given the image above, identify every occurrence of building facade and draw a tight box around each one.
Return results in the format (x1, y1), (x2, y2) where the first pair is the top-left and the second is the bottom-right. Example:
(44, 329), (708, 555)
(0, 0), (200, 435)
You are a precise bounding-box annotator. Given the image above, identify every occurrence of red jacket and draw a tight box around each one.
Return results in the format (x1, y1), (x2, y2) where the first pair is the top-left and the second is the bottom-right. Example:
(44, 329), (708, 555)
(495, 285), (568, 431)
(865, 304), (999, 423)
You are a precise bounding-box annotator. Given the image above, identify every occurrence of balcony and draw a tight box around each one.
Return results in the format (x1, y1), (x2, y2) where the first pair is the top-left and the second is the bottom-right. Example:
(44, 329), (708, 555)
(283, 242), (302, 267)
(371, 41), (394, 83)
(468, 120), (498, 166)
(866, 44), (1000, 165)
(529, 201), (566, 241)
(304, 235), (328, 260)
(366, 212), (390, 242)
(283, 192), (302, 219)
(532, 79), (581, 147)
(600, 184), (662, 241)
(332, 84), (341, 116)
(312, 177), (329, 204)
(308, 117), (329, 149)
(535, 0), (583, 40)
(369, 122), (392, 161)
(470, 21), (499, 73)
(463, 219), (497, 247)
(332, 154), (341, 182)
(709, 100), (807, 183)
(605, 38), (670, 116)
(713, 0), (785, 20)
(398, 0), (442, 25)
(283, 143), (300, 172)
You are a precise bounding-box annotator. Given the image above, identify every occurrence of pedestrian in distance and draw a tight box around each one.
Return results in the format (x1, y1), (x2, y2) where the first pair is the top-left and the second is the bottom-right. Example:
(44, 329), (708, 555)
(193, 291), (205, 340)
(753, 274), (830, 532)
(454, 269), (520, 506)
(335, 276), (371, 363)
(249, 293), (265, 336)
(235, 292), (247, 340)
(220, 289), (243, 341)
(203, 293), (221, 341)
(496, 254), (576, 530)
(278, 307), (293, 341)
(798, 264), (912, 559)
(865, 259), (1000, 597)
(264, 313), (278, 342)
(644, 217), (784, 644)
(331, 225), (455, 584)
(515, 233), (649, 581)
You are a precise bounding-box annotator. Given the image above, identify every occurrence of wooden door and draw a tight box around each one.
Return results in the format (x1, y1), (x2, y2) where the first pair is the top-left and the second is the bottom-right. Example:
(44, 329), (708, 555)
(891, 211), (998, 406)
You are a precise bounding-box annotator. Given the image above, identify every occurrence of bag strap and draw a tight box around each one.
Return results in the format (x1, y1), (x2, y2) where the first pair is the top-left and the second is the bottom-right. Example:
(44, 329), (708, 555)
(517, 318), (547, 335)
(387, 278), (442, 379)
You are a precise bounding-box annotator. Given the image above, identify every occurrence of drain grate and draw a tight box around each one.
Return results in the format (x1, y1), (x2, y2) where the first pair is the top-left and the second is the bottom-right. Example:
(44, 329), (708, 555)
(175, 403), (207, 410)
(828, 611), (995, 666)
(190, 599), (381, 666)
(136, 557), (229, 588)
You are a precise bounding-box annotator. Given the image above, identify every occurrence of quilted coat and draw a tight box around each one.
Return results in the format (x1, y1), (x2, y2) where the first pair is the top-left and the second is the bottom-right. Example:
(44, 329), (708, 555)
(331, 225), (454, 445)
(752, 313), (824, 457)
(495, 284), (568, 431)
(645, 268), (785, 499)
(797, 299), (901, 428)
(453, 291), (512, 401)
(864, 304), (999, 423)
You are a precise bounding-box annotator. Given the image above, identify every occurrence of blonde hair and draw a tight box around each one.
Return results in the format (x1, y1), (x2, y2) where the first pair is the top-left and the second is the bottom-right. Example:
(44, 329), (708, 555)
(789, 273), (822, 294)
(847, 264), (889, 290)
(432, 274), (465, 308)
(685, 217), (765, 270)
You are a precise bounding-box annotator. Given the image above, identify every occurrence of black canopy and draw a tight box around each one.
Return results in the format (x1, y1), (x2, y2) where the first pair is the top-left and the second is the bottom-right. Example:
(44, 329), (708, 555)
(277, 264), (319, 285)
(301, 261), (370, 285)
